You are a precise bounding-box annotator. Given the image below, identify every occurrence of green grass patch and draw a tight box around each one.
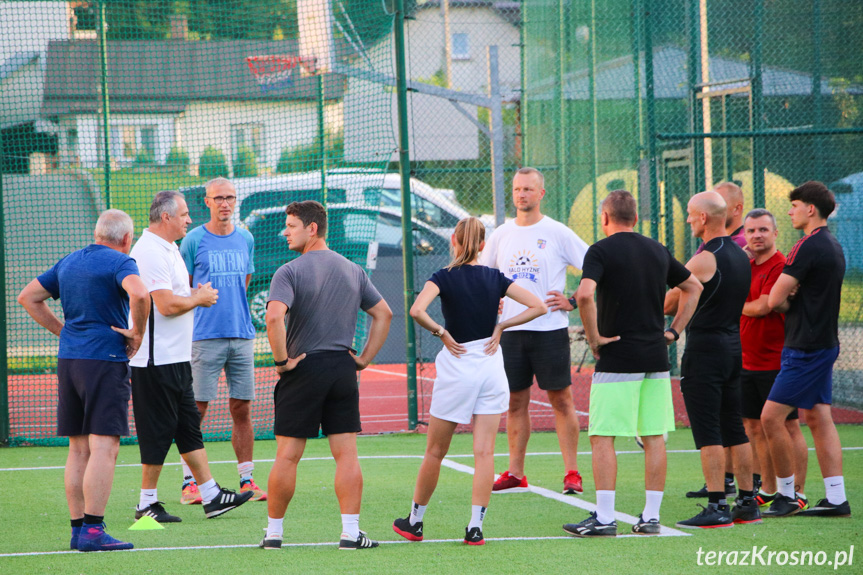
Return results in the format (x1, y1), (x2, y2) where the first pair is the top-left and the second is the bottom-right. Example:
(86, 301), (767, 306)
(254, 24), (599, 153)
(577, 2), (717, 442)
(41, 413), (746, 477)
(1, 428), (861, 573)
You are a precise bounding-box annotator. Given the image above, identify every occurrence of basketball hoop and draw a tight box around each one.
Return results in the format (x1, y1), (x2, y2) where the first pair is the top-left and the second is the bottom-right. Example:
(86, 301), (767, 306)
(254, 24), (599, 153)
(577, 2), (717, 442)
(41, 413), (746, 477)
(245, 55), (318, 94)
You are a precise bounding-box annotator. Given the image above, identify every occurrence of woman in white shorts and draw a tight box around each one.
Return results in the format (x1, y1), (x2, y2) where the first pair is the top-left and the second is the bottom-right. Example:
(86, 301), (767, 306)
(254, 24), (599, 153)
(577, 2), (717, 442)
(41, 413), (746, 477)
(392, 217), (546, 545)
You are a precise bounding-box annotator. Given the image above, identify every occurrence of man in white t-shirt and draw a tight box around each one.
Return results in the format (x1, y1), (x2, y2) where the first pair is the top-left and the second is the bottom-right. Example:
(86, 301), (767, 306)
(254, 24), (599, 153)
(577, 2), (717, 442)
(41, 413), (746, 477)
(130, 191), (253, 523)
(481, 167), (590, 495)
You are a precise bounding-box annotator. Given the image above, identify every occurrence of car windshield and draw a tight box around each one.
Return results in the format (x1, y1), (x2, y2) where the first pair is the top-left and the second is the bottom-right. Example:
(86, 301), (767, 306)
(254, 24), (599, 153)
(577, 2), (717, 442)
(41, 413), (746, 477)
(240, 189), (347, 220)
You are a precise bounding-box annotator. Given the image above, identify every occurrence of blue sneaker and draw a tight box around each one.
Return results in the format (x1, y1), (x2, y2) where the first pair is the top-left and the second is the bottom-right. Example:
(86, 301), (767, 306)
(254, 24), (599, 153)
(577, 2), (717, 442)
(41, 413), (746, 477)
(77, 523), (134, 552)
(70, 525), (81, 550)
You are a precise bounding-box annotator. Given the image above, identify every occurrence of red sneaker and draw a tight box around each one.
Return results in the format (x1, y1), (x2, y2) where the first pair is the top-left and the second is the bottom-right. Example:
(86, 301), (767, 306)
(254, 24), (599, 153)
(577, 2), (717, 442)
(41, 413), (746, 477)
(563, 470), (583, 494)
(492, 471), (529, 493)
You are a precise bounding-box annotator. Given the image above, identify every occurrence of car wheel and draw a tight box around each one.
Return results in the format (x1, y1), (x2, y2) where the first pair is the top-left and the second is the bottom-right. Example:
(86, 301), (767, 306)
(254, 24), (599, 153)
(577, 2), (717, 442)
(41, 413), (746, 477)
(248, 284), (269, 331)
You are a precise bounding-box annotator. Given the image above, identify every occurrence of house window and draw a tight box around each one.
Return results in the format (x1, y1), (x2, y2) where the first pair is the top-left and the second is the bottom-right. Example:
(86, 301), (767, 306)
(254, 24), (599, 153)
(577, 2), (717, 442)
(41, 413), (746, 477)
(112, 125), (157, 163)
(121, 126), (137, 160)
(66, 129), (78, 163)
(232, 124), (263, 162)
(451, 33), (470, 60)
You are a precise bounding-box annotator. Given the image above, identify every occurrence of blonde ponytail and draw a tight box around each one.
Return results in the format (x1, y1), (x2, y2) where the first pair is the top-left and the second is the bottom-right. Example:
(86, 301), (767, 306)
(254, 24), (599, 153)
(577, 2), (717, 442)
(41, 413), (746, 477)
(446, 217), (485, 270)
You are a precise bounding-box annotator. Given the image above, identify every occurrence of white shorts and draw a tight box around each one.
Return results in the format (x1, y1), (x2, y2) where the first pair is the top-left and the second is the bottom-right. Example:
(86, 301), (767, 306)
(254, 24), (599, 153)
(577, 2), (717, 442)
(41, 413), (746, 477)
(429, 337), (510, 424)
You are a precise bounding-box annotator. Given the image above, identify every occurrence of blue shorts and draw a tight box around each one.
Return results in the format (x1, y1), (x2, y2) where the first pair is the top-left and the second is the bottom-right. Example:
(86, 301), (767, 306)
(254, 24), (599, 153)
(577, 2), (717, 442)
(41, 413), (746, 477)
(767, 346), (839, 409)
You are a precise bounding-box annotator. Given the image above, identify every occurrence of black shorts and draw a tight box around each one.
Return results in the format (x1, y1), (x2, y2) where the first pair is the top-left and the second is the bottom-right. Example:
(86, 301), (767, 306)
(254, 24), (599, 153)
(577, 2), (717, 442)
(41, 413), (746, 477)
(500, 328), (572, 392)
(740, 369), (799, 421)
(57, 359), (131, 437)
(680, 350), (749, 450)
(131, 362), (205, 465)
(274, 351), (361, 438)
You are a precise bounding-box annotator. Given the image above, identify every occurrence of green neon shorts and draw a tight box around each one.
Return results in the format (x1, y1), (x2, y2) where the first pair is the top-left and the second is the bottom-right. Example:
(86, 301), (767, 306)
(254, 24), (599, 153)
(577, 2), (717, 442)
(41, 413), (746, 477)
(588, 371), (675, 437)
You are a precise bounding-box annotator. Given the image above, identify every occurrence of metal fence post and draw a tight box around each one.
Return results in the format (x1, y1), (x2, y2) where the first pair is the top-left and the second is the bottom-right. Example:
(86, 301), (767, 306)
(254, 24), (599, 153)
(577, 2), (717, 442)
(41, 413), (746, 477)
(0, 146), (8, 445)
(488, 46), (505, 227)
(643, 0), (659, 241)
(97, 0), (111, 207)
(556, 0), (567, 223)
(751, 0), (765, 208)
(318, 75), (327, 204)
(394, 0), (418, 430)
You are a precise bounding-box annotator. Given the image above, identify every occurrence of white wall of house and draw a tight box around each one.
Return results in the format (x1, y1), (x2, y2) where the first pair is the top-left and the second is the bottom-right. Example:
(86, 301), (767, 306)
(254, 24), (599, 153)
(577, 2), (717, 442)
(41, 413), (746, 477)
(0, 57), (43, 129)
(343, 5), (519, 163)
(178, 100), (343, 175)
(59, 114), (175, 168)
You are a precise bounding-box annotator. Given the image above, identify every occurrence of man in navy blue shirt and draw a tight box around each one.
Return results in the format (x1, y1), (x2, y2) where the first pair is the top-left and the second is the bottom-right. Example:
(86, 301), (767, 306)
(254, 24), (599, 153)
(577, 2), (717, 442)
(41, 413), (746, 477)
(18, 210), (149, 552)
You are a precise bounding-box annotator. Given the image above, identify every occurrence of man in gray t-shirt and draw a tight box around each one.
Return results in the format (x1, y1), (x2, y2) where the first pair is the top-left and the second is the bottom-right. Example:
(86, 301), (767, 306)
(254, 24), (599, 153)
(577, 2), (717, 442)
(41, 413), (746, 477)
(261, 201), (392, 551)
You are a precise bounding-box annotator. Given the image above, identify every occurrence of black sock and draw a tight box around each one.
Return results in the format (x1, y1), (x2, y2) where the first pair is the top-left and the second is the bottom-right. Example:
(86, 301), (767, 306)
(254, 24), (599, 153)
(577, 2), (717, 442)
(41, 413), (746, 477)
(753, 473), (761, 483)
(71, 518), (84, 528)
(724, 473), (735, 483)
(83, 514), (104, 525)
(708, 491), (725, 505)
(739, 489), (754, 499)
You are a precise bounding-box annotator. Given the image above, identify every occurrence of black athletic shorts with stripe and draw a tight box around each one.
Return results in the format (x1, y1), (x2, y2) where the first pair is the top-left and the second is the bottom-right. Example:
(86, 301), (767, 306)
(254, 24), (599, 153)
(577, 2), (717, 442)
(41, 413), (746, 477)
(132, 361), (205, 465)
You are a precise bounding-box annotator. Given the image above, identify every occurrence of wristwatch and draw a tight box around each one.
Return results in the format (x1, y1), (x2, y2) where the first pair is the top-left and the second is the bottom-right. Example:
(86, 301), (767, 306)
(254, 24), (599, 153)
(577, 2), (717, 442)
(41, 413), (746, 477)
(665, 327), (680, 341)
(568, 296), (578, 310)
(274, 358), (289, 366)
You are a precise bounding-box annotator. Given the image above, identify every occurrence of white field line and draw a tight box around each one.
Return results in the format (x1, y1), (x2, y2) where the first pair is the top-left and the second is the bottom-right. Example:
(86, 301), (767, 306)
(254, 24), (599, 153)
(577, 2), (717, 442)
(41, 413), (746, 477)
(2, 447), (861, 473)
(440, 459), (689, 537)
(0, 536), (588, 558)
(362, 367), (436, 383)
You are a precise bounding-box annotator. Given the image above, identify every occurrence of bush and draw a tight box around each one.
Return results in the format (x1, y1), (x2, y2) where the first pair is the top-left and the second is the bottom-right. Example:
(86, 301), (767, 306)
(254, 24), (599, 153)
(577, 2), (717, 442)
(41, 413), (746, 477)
(166, 145), (190, 171)
(135, 148), (155, 166)
(233, 144), (259, 178)
(276, 133), (344, 174)
(199, 146), (229, 179)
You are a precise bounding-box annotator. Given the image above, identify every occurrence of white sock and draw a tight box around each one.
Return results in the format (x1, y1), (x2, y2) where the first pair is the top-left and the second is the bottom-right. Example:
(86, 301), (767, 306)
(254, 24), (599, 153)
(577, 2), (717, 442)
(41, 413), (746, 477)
(596, 490), (615, 525)
(198, 478), (220, 504)
(238, 461), (254, 482)
(824, 476), (846, 505)
(266, 516), (284, 539)
(642, 490), (663, 522)
(138, 489), (157, 510)
(777, 475), (795, 498)
(341, 514), (360, 539)
(468, 505), (486, 530)
(182, 461), (194, 484)
(409, 501), (426, 525)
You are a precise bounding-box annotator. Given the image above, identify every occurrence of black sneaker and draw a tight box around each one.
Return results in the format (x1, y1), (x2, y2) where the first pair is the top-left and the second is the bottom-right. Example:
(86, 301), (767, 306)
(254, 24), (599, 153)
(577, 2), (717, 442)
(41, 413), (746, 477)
(339, 530), (379, 550)
(392, 517), (424, 541)
(731, 497), (763, 524)
(676, 503), (733, 529)
(762, 493), (800, 518)
(798, 499), (851, 518)
(755, 491), (776, 507)
(464, 526), (485, 545)
(563, 512), (618, 537)
(203, 487), (254, 518)
(259, 536), (282, 550)
(135, 501), (182, 523)
(631, 514), (661, 535)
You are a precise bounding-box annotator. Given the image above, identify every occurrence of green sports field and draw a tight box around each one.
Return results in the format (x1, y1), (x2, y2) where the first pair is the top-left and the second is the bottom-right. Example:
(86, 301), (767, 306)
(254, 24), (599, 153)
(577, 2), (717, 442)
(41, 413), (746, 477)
(1, 427), (860, 574)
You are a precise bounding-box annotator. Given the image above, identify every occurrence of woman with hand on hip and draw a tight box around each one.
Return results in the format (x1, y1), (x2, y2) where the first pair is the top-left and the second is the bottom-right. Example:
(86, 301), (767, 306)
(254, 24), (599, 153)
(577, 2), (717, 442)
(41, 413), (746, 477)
(393, 217), (547, 545)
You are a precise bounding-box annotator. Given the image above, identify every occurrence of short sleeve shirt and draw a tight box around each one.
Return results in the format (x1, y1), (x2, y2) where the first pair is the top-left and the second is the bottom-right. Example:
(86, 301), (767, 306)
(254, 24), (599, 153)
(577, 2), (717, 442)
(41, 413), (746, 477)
(268, 249), (382, 358)
(180, 225), (256, 341)
(429, 265), (512, 343)
(37, 244), (139, 361)
(782, 226), (845, 350)
(581, 232), (691, 373)
(129, 230), (195, 367)
(740, 251), (786, 371)
(481, 216), (589, 332)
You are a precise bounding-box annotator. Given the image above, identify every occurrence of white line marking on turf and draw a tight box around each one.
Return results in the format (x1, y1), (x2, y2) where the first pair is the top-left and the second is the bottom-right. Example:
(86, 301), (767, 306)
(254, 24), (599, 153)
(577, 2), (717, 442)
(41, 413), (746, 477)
(0, 536), (591, 558)
(441, 458), (689, 537)
(2, 446), (860, 472)
(529, 399), (589, 417)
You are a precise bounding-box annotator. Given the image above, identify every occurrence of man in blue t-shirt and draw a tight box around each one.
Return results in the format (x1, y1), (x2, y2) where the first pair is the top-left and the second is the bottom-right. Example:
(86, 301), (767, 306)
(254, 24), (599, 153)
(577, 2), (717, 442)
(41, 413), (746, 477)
(18, 210), (149, 552)
(178, 177), (264, 503)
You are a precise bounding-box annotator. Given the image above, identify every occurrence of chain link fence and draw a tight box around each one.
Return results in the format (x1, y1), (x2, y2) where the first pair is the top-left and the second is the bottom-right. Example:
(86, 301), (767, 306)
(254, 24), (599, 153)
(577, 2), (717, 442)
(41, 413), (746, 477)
(2, 0), (862, 445)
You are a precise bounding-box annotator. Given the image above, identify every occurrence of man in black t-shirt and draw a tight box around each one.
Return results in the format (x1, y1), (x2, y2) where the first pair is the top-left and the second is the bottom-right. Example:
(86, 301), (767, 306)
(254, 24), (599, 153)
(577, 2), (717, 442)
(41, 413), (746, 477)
(666, 191), (760, 530)
(763, 181), (850, 518)
(562, 190), (702, 538)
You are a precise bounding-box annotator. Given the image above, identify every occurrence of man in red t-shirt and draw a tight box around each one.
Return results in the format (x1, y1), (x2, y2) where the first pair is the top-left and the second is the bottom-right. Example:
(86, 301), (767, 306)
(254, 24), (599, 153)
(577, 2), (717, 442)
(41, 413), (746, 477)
(740, 209), (808, 509)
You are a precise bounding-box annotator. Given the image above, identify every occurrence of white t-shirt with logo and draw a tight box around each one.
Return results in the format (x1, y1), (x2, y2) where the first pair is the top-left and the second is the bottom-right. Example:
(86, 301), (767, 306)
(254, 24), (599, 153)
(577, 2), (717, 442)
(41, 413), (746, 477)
(481, 216), (589, 332)
(129, 229), (194, 367)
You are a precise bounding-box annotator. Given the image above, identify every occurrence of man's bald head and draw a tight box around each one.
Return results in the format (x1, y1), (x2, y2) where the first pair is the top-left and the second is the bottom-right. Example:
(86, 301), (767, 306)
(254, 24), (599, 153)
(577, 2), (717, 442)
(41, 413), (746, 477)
(690, 191), (727, 221)
(712, 181), (744, 229)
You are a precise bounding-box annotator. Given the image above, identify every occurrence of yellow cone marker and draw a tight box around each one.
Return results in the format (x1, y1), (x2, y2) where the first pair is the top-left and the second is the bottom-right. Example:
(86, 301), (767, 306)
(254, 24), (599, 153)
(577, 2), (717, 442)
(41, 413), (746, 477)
(129, 515), (164, 530)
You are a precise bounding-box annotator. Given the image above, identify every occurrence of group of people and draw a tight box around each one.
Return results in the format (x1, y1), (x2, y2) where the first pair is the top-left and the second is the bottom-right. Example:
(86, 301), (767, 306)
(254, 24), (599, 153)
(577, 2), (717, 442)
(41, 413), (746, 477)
(18, 168), (850, 553)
